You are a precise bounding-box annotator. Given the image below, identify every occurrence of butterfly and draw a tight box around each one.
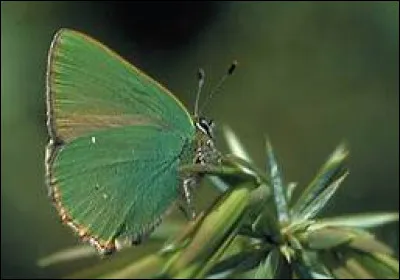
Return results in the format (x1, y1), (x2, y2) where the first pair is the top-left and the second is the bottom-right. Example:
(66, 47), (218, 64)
(45, 28), (235, 254)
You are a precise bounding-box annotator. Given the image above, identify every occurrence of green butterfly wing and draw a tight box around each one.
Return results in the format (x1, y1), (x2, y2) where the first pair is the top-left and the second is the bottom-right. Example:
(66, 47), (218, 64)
(47, 28), (193, 141)
(51, 125), (187, 252)
(46, 29), (195, 252)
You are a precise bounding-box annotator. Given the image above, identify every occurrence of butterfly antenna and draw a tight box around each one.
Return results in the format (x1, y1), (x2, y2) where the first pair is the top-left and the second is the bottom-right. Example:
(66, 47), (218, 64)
(199, 60), (237, 115)
(194, 68), (205, 117)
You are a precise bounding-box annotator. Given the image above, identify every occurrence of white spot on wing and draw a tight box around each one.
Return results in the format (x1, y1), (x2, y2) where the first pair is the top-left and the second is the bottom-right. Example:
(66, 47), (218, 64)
(103, 193), (108, 199)
(91, 136), (96, 144)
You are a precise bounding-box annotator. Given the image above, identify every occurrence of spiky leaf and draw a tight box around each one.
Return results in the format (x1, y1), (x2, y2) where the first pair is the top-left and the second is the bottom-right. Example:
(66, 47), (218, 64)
(266, 139), (289, 224)
(291, 144), (348, 217)
(296, 172), (349, 221)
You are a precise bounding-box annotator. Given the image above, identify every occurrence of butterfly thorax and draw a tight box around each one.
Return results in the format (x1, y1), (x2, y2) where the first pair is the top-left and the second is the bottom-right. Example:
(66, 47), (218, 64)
(178, 116), (220, 219)
(194, 117), (220, 164)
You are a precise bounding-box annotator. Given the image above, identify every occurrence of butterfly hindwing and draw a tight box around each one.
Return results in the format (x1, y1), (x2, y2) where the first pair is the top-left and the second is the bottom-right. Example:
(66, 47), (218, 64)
(50, 124), (188, 252)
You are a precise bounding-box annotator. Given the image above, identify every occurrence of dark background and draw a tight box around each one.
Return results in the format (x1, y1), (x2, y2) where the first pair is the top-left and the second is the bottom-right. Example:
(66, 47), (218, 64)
(1, 1), (398, 278)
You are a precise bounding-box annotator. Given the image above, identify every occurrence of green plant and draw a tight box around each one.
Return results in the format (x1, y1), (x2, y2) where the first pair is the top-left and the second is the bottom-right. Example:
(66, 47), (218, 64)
(38, 127), (399, 279)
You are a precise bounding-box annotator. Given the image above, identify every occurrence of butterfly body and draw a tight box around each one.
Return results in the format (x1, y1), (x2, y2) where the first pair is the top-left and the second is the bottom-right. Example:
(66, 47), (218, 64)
(45, 29), (219, 254)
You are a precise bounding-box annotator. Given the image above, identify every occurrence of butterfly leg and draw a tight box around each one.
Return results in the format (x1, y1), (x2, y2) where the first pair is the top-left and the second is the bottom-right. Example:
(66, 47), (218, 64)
(177, 176), (199, 220)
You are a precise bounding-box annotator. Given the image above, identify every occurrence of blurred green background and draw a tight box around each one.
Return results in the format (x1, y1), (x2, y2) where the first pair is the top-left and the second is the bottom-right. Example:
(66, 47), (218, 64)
(1, 1), (398, 278)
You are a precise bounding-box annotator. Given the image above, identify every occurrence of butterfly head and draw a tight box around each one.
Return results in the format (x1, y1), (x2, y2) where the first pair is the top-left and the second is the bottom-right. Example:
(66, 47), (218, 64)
(195, 116), (215, 139)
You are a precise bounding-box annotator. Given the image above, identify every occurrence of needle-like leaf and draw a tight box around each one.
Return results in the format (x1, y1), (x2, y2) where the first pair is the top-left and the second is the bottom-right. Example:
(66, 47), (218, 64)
(291, 144), (348, 217)
(266, 138), (289, 224)
(296, 172), (349, 221)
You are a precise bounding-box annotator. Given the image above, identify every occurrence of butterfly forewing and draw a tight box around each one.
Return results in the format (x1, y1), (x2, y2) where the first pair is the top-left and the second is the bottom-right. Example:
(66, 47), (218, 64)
(47, 29), (194, 142)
